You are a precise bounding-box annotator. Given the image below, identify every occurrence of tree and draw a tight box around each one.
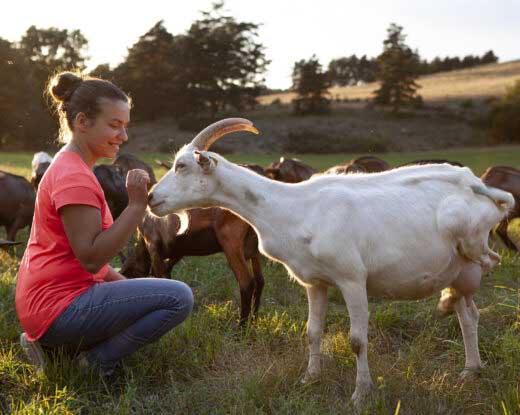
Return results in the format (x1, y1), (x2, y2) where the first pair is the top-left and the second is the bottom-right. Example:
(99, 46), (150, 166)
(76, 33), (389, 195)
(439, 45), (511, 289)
(328, 56), (358, 86)
(14, 26), (89, 148)
(373, 23), (421, 112)
(113, 21), (183, 119)
(481, 50), (498, 65)
(89, 63), (114, 80)
(291, 55), (330, 115)
(328, 55), (378, 87)
(178, 1), (270, 116)
(0, 37), (56, 149)
(20, 25), (88, 73)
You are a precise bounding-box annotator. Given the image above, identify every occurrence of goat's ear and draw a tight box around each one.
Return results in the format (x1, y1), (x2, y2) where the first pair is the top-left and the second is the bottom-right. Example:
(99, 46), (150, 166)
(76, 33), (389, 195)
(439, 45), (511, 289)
(194, 150), (215, 174)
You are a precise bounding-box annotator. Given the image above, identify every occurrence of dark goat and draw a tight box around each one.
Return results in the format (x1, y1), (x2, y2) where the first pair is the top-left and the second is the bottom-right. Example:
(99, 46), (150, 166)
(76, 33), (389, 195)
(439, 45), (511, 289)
(0, 171), (35, 240)
(397, 159), (464, 168)
(93, 164), (128, 219)
(481, 165), (520, 250)
(93, 154), (156, 219)
(323, 155), (390, 175)
(114, 153), (157, 189)
(265, 157), (315, 183)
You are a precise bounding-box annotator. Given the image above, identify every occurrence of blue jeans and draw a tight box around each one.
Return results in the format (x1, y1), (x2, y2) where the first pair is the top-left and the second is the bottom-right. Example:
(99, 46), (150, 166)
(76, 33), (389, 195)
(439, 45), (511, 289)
(39, 278), (194, 372)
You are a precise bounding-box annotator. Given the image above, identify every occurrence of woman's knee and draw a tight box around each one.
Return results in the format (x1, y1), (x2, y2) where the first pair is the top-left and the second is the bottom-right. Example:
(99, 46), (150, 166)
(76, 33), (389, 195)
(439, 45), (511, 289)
(179, 281), (194, 312)
(165, 280), (194, 316)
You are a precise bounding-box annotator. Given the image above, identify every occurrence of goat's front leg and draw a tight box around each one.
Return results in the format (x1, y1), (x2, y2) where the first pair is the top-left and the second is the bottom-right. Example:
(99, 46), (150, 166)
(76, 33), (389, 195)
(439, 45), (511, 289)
(150, 251), (170, 278)
(303, 284), (328, 382)
(337, 280), (372, 404)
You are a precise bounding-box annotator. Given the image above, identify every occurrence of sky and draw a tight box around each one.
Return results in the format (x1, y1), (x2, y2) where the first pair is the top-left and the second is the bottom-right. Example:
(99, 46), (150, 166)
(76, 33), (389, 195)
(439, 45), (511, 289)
(1, 0), (519, 89)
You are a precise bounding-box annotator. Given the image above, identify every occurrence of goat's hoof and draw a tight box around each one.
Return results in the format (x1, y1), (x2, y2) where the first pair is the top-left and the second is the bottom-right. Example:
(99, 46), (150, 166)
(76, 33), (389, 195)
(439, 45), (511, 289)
(460, 367), (481, 380)
(351, 381), (373, 406)
(301, 371), (319, 384)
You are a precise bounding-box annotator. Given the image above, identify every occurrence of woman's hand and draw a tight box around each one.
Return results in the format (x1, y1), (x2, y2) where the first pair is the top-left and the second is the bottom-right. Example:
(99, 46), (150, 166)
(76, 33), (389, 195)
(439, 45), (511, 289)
(126, 169), (150, 209)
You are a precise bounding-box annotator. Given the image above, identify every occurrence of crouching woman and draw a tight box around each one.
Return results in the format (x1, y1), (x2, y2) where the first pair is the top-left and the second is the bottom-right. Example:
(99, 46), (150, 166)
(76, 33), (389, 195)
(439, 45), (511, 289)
(15, 71), (193, 376)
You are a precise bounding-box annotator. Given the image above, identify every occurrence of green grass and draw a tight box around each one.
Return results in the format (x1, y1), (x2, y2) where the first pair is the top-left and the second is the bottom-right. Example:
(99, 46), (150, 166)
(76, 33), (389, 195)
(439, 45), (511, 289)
(3, 145), (520, 181)
(1, 148), (520, 414)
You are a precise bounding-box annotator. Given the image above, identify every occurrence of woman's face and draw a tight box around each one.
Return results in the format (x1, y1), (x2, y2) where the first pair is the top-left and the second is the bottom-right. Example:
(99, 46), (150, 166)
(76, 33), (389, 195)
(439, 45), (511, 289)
(83, 98), (130, 159)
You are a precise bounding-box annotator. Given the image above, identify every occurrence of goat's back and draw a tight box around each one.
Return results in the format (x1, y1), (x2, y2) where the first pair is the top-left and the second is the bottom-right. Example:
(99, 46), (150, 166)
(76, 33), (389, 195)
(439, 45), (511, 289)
(0, 170), (35, 225)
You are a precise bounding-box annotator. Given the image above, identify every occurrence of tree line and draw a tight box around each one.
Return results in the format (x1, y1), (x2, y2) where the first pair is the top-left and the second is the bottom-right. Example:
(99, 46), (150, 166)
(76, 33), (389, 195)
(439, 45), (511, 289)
(0, 2), (268, 149)
(327, 50), (498, 87)
(0, 3), (514, 150)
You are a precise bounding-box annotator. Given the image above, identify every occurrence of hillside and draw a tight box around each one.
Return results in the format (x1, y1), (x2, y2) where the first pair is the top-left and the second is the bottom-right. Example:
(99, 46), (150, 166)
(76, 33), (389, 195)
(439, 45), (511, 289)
(259, 60), (520, 105)
(124, 60), (520, 155)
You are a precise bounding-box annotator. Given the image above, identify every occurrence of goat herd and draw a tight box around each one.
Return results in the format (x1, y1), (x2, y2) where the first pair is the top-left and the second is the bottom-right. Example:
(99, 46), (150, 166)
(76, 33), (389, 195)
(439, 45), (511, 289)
(1, 118), (520, 404)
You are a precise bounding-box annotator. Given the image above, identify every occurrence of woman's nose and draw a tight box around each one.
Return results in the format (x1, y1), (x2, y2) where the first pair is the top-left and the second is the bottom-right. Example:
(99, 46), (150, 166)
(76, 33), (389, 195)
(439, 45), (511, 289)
(119, 127), (128, 142)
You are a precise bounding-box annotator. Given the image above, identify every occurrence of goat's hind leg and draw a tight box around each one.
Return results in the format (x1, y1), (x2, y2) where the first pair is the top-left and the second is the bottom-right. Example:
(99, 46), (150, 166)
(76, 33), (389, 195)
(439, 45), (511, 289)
(448, 263), (483, 378)
(303, 283), (328, 383)
(455, 296), (482, 379)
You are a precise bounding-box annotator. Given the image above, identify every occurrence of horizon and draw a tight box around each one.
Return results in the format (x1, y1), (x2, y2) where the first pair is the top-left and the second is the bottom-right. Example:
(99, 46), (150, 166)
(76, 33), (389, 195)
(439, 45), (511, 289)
(1, 0), (519, 89)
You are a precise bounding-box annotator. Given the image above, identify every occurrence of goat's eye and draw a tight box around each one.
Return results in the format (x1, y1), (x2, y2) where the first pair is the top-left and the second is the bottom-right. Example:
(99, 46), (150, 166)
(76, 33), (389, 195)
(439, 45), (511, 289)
(175, 162), (186, 172)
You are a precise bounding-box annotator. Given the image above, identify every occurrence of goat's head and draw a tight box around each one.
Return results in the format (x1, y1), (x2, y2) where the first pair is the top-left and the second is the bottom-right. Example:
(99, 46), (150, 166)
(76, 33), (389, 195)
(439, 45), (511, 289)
(149, 118), (259, 217)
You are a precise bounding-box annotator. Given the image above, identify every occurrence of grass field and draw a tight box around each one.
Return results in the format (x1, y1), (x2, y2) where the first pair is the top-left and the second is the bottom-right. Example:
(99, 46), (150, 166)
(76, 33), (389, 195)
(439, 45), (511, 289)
(3, 145), (520, 180)
(1, 150), (519, 414)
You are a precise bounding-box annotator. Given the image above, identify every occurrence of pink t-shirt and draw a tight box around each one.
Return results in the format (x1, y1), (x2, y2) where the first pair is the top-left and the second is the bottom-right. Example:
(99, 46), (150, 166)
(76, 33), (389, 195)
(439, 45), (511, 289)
(16, 151), (113, 341)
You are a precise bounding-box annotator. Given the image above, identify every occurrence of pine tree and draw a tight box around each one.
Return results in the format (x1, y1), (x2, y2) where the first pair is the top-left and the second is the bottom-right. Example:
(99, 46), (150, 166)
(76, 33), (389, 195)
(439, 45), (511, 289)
(373, 23), (421, 112)
(292, 55), (330, 115)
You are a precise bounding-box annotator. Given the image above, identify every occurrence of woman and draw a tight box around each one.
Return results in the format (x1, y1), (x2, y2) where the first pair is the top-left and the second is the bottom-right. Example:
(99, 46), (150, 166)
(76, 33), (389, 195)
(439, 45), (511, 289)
(16, 72), (193, 376)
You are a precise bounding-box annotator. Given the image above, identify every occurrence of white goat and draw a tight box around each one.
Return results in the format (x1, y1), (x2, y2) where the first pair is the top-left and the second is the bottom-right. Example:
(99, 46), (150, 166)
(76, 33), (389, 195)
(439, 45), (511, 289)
(31, 151), (53, 189)
(149, 118), (514, 404)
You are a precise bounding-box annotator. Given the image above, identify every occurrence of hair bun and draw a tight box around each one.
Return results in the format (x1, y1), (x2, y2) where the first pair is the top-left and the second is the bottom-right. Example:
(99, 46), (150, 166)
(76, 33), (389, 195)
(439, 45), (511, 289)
(50, 72), (83, 103)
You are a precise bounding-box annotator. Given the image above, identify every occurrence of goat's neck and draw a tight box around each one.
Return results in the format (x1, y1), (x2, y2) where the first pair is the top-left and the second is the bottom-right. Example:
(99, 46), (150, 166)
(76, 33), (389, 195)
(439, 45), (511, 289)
(212, 161), (301, 237)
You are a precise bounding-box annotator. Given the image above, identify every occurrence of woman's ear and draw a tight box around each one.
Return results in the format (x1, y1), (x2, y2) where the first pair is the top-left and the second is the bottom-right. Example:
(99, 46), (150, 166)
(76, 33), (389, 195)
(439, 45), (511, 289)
(75, 112), (92, 132)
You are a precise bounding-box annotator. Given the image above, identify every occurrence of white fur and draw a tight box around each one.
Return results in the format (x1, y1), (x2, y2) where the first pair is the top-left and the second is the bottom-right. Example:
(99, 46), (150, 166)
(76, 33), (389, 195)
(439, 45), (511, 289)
(31, 151), (52, 171)
(150, 146), (513, 403)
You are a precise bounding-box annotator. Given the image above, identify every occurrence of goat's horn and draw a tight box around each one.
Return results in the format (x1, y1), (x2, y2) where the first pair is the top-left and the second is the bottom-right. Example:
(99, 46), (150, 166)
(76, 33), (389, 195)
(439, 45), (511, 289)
(191, 118), (259, 151)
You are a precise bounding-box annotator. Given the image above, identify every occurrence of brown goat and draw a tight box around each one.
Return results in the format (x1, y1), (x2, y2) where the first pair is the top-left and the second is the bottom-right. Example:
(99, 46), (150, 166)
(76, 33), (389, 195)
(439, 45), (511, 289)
(124, 163), (267, 324)
(324, 155), (390, 175)
(121, 208), (265, 324)
(481, 165), (520, 250)
(265, 157), (315, 183)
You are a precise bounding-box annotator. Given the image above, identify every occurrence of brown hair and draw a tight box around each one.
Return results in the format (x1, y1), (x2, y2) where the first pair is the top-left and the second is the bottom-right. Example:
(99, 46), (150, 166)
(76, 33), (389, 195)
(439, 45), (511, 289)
(47, 71), (130, 143)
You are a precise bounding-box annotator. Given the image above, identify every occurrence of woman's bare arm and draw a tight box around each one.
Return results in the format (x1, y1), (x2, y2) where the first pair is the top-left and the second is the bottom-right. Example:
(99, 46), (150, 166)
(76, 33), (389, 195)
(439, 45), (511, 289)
(60, 169), (149, 274)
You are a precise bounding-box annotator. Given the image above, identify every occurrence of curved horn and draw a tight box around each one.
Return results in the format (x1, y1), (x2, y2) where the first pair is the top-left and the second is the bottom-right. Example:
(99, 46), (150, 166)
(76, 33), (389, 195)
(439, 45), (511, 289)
(191, 118), (259, 151)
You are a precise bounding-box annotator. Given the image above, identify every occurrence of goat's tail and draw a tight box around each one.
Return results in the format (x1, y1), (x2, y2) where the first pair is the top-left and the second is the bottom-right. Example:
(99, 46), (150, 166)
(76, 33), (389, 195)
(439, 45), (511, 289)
(437, 287), (462, 317)
(471, 184), (515, 212)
